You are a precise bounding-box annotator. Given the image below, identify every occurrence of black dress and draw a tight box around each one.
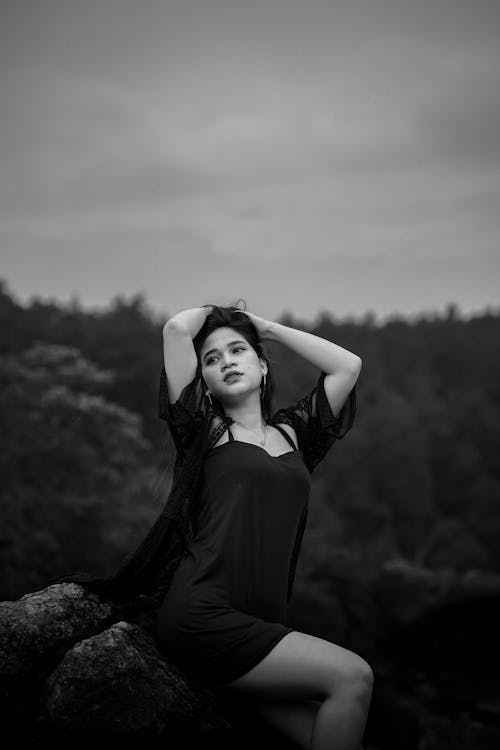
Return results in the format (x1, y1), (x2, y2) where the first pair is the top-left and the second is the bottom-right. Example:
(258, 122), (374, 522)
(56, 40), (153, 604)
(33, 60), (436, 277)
(155, 422), (310, 685)
(155, 372), (356, 687)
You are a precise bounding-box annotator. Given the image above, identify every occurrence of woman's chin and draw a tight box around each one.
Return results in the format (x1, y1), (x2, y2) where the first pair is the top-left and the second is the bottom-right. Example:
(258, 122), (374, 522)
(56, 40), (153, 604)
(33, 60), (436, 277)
(217, 381), (255, 400)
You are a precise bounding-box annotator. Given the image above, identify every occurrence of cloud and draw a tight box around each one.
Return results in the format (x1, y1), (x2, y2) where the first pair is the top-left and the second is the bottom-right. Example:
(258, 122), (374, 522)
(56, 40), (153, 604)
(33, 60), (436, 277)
(1, 0), (498, 319)
(417, 72), (500, 167)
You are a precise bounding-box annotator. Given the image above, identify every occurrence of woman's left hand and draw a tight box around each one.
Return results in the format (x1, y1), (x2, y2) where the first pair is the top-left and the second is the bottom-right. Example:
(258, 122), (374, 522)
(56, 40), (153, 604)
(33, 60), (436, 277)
(234, 310), (272, 339)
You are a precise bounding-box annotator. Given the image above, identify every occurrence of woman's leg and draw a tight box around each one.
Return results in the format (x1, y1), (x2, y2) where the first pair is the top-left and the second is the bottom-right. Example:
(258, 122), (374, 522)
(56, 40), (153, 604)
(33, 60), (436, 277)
(234, 696), (366, 750)
(246, 696), (321, 749)
(217, 630), (373, 750)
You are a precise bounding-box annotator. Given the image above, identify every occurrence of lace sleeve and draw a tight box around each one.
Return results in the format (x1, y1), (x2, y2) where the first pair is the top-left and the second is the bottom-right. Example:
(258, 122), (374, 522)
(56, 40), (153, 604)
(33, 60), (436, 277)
(274, 370), (356, 474)
(158, 366), (207, 459)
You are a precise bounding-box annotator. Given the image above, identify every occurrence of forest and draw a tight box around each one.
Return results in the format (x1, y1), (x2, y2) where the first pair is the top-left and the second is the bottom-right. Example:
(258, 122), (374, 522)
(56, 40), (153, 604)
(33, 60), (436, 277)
(1, 278), (499, 748)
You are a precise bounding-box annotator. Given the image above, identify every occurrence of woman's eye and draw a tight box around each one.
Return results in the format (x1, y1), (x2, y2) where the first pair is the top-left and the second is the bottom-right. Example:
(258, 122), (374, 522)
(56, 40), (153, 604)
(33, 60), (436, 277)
(206, 347), (243, 364)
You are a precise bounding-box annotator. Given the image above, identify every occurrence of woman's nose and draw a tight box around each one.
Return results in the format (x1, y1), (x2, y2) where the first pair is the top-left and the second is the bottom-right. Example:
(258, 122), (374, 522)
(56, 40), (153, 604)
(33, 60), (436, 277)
(222, 354), (236, 368)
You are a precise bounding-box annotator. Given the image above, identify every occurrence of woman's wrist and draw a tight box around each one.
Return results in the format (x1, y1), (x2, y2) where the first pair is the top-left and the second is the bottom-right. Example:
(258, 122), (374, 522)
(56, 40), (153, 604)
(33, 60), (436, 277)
(266, 320), (284, 342)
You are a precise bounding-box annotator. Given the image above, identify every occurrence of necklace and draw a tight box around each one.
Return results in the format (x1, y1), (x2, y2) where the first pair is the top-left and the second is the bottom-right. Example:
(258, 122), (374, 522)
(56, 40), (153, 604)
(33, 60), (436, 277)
(233, 418), (268, 445)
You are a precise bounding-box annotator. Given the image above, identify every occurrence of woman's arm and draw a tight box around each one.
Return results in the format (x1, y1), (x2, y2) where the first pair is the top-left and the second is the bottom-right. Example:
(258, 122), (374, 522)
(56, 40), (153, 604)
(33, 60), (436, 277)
(269, 320), (361, 418)
(239, 311), (361, 418)
(267, 320), (361, 375)
(162, 306), (213, 403)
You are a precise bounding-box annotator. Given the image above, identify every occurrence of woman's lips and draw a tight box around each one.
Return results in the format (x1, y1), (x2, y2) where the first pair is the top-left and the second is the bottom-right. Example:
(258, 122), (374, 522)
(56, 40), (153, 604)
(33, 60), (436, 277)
(224, 372), (242, 383)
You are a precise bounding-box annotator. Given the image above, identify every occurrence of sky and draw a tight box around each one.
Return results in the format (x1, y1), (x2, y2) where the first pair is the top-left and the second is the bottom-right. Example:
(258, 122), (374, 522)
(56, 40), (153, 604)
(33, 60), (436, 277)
(1, 0), (499, 324)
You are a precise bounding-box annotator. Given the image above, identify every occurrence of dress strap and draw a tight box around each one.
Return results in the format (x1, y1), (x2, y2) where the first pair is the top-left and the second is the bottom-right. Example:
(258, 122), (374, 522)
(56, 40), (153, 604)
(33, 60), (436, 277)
(273, 423), (298, 451)
(226, 423), (235, 442)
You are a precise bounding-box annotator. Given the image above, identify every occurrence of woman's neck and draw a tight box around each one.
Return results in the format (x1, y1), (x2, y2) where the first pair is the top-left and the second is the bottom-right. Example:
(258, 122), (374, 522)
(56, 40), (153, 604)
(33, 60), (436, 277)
(224, 399), (266, 432)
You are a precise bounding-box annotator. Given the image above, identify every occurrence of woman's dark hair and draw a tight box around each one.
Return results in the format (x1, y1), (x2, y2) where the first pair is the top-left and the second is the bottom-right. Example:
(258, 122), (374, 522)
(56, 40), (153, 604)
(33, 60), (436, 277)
(192, 299), (275, 422)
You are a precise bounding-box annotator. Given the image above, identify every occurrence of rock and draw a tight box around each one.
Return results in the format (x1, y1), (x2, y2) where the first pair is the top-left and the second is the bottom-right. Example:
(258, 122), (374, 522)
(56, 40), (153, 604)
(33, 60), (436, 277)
(37, 620), (229, 744)
(0, 583), (234, 747)
(0, 583), (113, 722)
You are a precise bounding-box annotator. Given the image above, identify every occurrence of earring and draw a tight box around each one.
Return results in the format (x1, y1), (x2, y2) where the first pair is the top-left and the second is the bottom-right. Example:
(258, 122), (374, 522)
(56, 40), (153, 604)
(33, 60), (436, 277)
(205, 391), (213, 406)
(261, 372), (267, 393)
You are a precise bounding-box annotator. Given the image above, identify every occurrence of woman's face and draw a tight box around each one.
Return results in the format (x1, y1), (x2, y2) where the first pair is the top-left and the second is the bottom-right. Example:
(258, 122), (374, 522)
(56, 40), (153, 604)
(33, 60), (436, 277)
(199, 326), (267, 404)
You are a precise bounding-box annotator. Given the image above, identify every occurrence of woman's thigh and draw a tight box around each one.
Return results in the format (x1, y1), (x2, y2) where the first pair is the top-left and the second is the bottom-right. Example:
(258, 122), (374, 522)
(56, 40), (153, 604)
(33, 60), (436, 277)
(216, 630), (372, 702)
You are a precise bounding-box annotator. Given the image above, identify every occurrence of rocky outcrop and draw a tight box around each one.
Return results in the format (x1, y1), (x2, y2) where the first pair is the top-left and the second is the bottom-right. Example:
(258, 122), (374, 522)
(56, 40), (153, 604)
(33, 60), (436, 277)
(3, 566), (500, 749)
(0, 583), (236, 748)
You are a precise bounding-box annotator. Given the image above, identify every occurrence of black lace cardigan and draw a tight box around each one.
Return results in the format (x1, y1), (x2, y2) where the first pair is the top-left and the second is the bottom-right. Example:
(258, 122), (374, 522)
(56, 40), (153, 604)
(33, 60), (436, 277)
(50, 368), (356, 623)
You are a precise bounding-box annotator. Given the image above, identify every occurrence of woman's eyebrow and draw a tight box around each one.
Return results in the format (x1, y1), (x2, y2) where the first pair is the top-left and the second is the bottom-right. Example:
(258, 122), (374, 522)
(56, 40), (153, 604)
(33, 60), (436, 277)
(202, 340), (247, 361)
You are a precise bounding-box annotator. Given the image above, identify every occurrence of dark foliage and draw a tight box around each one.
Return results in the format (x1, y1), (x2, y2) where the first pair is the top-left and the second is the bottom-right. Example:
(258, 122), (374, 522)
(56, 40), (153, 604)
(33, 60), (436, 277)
(1, 279), (499, 748)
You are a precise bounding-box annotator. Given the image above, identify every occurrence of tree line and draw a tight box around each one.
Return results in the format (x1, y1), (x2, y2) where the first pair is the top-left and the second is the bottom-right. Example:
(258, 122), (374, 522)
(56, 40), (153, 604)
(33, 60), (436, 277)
(1, 279), (499, 601)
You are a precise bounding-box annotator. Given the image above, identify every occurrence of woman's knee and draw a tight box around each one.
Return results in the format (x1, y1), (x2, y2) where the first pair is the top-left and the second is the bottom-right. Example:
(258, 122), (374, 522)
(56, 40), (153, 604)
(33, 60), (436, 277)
(332, 655), (373, 703)
(217, 630), (373, 705)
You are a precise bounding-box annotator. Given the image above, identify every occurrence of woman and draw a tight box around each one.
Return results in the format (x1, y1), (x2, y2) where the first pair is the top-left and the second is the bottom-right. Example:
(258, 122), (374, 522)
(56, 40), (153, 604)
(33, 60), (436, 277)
(154, 301), (372, 750)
